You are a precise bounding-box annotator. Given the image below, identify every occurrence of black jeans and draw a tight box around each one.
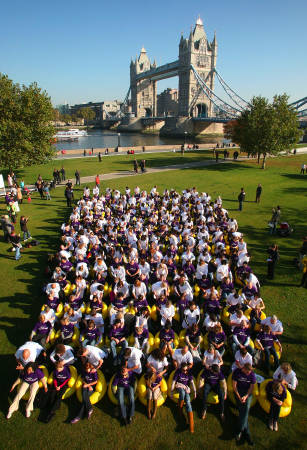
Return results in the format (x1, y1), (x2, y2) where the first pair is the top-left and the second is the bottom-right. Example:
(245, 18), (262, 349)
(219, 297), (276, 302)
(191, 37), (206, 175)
(269, 402), (281, 422)
(32, 333), (47, 348)
(48, 385), (67, 414)
(76, 387), (92, 418)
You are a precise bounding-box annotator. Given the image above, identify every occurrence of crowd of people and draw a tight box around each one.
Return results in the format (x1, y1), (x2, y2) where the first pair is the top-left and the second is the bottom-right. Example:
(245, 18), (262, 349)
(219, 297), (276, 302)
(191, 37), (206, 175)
(7, 185), (298, 445)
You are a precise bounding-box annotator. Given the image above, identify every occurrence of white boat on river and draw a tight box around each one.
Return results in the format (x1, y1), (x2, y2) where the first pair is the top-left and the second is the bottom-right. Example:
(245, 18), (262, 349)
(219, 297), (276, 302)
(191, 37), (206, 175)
(54, 129), (87, 140)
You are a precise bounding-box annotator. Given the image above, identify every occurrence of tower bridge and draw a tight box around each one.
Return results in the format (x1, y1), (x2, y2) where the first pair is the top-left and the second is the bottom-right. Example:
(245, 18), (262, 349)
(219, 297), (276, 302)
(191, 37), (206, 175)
(113, 17), (306, 137)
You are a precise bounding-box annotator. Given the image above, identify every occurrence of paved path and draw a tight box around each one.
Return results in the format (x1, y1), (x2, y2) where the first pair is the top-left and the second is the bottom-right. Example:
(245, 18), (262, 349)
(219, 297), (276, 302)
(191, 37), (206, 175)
(56, 158), (238, 186)
(24, 147), (307, 191)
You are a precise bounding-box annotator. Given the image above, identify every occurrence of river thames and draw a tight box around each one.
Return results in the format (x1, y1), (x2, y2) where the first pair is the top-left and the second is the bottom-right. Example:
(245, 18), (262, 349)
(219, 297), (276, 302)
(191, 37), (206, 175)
(54, 129), (225, 151)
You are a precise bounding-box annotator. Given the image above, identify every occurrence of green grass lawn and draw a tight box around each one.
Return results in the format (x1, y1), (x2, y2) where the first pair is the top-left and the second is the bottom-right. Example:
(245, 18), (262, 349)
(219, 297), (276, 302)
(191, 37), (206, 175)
(1, 150), (215, 184)
(0, 154), (306, 449)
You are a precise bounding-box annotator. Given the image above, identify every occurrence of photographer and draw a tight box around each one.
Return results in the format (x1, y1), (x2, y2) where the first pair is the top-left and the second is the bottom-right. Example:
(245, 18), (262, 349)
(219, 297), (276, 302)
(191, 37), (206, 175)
(20, 216), (31, 241)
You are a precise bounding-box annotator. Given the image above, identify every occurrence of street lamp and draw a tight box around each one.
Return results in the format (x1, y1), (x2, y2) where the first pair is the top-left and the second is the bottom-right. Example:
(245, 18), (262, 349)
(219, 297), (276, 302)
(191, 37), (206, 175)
(184, 131), (187, 147)
(117, 133), (121, 152)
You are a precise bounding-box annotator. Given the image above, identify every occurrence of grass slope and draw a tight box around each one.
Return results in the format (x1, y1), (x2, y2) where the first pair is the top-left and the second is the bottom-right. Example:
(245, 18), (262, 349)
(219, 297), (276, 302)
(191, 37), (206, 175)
(0, 154), (306, 450)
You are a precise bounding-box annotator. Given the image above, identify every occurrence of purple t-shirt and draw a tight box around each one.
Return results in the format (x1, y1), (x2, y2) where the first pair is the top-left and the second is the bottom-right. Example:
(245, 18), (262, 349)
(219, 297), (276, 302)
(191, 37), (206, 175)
(256, 332), (277, 349)
(83, 327), (101, 342)
(233, 368), (256, 395)
(146, 374), (162, 389)
(53, 365), (71, 385)
(109, 325), (127, 340)
(186, 328), (201, 341)
(233, 327), (250, 345)
(173, 369), (193, 387)
(82, 369), (98, 384)
(47, 297), (59, 310)
(33, 321), (52, 336)
(112, 371), (135, 388)
(61, 322), (74, 338)
(134, 328), (149, 341)
(134, 298), (148, 312)
(266, 380), (287, 403)
(22, 368), (44, 385)
(159, 328), (175, 342)
(208, 331), (226, 346)
(201, 368), (225, 386)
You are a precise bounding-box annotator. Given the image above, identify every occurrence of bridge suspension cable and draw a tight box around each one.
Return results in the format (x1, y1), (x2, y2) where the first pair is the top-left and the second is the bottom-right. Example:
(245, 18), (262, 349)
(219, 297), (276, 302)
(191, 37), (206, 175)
(214, 69), (250, 110)
(190, 65), (241, 119)
(289, 96), (307, 110)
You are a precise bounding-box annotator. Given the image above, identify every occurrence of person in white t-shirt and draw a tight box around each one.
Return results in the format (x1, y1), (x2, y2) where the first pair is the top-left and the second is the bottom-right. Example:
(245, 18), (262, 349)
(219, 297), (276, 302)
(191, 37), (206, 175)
(231, 347), (253, 372)
(202, 345), (222, 369)
(78, 345), (107, 370)
(261, 316), (283, 336)
(15, 341), (44, 370)
(182, 301), (200, 329)
(172, 346), (193, 370)
(273, 362), (298, 391)
(203, 313), (219, 333)
(124, 347), (143, 374)
(229, 310), (249, 331)
(160, 299), (175, 326)
(146, 348), (168, 376)
(50, 344), (75, 366)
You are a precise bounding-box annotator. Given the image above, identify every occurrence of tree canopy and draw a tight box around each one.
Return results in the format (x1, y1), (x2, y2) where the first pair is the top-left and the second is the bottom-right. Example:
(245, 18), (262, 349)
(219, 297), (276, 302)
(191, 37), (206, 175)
(77, 107), (95, 122)
(0, 74), (55, 169)
(224, 94), (302, 167)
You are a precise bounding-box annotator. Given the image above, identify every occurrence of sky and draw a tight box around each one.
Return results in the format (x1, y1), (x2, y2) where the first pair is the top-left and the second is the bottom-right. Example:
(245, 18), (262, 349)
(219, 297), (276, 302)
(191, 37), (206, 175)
(1, 0), (306, 106)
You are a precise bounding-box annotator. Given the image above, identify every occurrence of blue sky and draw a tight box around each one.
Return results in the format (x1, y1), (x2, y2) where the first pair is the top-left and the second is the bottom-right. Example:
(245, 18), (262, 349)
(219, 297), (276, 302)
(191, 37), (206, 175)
(1, 0), (306, 106)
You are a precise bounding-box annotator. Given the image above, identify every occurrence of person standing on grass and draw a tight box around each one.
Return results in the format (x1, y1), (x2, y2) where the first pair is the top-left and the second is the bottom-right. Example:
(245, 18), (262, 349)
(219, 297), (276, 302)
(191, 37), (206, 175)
(20, 216), (31, 241)
(60, 167), (66, 181)
(65, 187), (74, 208)
(133, 159), (138, 173)
(75, 170), (81, 186)
(10, 230), (22, 260)
(232, 363), (256, 445)
(267, 244), (279, 280)
(1, 215), (14, 242)
(95, 174), (100, 187)
(238, 188), (246, 211)
(270, 206), (281, 235)
(98, 152), (102, 162)
(255, 184), (262, 203)
(300, 163), (306, 174)
(43, 183), (51, 200)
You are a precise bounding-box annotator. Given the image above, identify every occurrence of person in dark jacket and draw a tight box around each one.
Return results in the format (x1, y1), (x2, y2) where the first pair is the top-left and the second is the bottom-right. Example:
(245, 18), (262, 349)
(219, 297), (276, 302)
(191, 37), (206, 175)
(267, 244), (279, 279)
(65, 187), (74, 207)
(255, 184), (262, 203)
(238, 188), (246, 211)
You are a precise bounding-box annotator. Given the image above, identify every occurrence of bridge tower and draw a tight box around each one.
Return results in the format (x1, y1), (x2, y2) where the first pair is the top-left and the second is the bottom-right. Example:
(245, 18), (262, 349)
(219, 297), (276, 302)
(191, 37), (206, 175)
(130, 48), (157, 117)
(178, 17), (217, 118)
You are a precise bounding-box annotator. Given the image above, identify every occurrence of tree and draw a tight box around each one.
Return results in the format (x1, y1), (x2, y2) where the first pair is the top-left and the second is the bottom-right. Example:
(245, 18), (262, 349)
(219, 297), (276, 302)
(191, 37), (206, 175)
(78, 107), (95, 125)
(0, 74), (55, 169)
(224, 94), (302, 168)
